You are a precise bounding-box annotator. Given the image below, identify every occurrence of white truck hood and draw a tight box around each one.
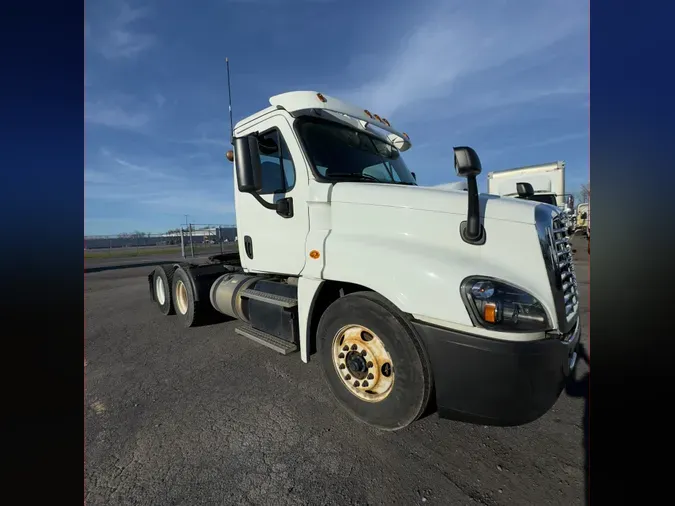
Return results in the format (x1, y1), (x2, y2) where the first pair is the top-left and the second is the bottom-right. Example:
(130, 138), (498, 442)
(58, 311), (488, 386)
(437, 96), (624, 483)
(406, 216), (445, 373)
(327, 182), (539, 224)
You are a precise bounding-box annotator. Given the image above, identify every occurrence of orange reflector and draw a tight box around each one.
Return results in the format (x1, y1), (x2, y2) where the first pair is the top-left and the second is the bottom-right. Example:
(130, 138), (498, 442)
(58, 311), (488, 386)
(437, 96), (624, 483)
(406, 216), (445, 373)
(483, 303), (497, 323)
(309, 250), (320, 259)
(317, 93), (327, 103)
(364, 109), (373, 118)
(382, 117), (391, 126)
(373, 114), (382, 122)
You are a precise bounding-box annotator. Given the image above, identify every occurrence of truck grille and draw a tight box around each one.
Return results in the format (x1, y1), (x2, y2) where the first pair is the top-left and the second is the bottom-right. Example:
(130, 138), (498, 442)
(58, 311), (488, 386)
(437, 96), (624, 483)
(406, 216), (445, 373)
(535, 206), (579, 333)
(550, 215), (579, 320)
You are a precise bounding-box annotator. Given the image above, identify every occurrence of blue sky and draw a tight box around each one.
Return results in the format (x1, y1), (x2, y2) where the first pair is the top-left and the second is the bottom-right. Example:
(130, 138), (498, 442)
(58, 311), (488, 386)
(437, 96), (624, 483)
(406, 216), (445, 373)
(85, 0), (589, 236)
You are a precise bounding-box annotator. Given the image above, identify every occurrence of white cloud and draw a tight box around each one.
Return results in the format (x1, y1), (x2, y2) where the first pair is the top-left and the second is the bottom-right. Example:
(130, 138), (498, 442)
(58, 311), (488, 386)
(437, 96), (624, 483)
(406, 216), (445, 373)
(88, 2), (156, 60)
(335, 0), (587, 121)
(85, 147), (233, 217)
(154, 93), (166, 109)
(85, 100), (150, 130)
(85, 92), (157, 131)
(481, 131), (589, 157)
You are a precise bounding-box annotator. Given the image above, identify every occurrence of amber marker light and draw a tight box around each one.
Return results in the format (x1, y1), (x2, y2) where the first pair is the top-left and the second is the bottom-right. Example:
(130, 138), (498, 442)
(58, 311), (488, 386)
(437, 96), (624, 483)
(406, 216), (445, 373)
(483, 303), (497, 323)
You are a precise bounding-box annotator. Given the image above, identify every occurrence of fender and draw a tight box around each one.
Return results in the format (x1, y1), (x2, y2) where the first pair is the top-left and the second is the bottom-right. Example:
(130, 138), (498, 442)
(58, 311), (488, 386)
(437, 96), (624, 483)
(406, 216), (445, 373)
(320, 224), (556, 339)
(297, 276), (324, 363)
(172, 262), (198, 300)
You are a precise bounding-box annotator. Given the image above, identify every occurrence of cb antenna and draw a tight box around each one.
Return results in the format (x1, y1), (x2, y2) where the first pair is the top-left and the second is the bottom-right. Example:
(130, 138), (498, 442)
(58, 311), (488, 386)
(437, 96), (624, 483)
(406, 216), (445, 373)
(226, 57), (234, 145)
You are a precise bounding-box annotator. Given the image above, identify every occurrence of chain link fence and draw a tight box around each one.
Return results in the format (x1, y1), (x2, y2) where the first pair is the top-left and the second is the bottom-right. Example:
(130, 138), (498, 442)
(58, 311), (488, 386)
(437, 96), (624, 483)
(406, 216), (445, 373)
(84, 225), (238, 260)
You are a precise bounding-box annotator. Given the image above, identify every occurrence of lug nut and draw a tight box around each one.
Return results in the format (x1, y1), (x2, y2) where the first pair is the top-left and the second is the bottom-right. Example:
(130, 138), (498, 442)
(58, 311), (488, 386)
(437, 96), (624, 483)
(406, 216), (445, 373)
(362, 381), (369, 387)
(343, 345), (349, 352)
(367, 373), (374, 380)
(345, 374), (351, 380)
(367, 361), (373, 368)
(382, 363), (392, 377)
(361, 350), (367, 356)
(354, 381), (360, 387)
(339, 364), (345, 369)
(338, 353), (345, 359)
(351, 344), (358, 351)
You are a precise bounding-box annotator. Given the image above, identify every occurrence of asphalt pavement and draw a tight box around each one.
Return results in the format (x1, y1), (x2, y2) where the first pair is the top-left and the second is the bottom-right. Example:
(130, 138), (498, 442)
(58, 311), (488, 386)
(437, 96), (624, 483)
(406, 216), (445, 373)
(85, 235), (589, 505)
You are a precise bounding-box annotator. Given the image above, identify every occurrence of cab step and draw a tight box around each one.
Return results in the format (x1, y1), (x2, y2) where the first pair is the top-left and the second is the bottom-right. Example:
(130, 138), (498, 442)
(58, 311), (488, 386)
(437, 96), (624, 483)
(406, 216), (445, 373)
(239, 288), (298, 308)
(234, 324), (298, 355)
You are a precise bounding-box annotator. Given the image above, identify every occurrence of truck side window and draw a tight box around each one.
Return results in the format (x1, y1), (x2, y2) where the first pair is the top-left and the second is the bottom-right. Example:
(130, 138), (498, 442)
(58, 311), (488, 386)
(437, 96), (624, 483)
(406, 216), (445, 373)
(256, 129), (296, 195)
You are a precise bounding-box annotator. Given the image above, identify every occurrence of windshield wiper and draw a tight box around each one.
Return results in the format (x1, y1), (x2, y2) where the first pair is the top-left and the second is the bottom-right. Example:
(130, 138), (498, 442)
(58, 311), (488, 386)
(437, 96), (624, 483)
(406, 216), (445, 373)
(325, 173), (416, 185)
(325, 173), (381, 182)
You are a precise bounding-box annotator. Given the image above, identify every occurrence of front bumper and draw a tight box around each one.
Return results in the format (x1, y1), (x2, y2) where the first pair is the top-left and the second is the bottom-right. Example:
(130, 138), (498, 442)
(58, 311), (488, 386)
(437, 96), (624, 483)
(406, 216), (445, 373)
(413, 319), (581, 426)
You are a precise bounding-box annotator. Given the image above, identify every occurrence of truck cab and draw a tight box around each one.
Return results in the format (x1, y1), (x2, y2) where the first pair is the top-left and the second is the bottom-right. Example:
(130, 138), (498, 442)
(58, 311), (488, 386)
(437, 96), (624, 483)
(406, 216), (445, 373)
(149, 91), (581, 431)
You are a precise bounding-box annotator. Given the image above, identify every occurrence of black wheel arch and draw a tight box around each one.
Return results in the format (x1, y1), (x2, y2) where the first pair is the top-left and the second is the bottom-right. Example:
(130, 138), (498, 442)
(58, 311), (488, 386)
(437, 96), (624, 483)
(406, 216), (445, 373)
(307, 282), (431, 367)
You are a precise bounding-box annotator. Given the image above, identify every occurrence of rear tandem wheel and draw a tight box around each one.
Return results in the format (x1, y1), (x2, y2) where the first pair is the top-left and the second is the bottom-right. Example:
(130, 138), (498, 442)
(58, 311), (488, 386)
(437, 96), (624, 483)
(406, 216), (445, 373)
(171, 266), (208, 328)
(151, 266), (175, 316)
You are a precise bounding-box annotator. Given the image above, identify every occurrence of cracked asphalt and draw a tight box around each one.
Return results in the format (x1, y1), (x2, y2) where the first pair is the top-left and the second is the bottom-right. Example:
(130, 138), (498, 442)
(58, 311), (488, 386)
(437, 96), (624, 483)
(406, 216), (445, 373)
(85, 235), (589, 505)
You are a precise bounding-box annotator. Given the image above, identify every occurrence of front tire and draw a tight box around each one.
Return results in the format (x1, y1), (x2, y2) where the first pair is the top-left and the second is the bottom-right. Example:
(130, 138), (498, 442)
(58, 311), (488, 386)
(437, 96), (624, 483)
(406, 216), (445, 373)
(317, 291), (432, 431)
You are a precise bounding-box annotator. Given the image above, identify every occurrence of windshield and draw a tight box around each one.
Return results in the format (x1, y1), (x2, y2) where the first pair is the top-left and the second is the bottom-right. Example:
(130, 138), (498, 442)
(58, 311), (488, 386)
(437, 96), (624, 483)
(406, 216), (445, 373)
(296, 117), (417, 185)
(516, 194), (558, 206)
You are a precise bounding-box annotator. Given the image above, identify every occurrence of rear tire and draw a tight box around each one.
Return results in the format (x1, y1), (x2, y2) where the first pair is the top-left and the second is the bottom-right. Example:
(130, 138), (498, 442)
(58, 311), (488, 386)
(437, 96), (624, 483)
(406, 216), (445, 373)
(152, 266), (174, 316)
(172, 267), (204, 328)
(317, 291), (432, 431)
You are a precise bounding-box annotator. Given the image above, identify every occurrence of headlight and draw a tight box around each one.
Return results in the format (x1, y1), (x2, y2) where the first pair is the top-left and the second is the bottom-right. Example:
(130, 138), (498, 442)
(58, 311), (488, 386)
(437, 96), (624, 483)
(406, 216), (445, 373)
(460, 277), (551, 332)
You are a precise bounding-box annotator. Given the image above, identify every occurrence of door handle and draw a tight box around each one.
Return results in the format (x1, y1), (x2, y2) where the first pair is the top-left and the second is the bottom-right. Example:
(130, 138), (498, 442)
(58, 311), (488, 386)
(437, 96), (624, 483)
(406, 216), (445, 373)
(244, 236), (254, 259)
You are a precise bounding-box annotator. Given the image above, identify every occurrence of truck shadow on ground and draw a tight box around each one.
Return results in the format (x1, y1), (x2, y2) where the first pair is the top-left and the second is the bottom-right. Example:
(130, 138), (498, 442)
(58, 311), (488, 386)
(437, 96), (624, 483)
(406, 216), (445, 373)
(195, 310), (236, 328)
(565, 344), (590, 505)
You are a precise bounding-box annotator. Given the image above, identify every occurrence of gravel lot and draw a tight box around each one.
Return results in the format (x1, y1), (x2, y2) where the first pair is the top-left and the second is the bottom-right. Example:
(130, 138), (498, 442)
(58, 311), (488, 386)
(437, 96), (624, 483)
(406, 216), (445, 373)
(85, 235), (589, 506)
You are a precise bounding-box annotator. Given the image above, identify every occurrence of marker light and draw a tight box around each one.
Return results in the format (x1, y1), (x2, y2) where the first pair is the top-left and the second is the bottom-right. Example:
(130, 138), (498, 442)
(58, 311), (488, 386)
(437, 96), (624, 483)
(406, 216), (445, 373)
(382, 118), (391, 126)
(461, 277), (550, 332)
(364, 109), (374, 118)
(402, 132), (410, 140)
(317, 93), (327, 103)
(373, 114), (383, 122)
(483, 303), (497, 323)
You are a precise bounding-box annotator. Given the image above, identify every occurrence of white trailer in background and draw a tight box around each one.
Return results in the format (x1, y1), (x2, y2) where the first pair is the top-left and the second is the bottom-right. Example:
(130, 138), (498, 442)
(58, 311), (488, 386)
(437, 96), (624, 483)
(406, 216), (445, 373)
(487, 161), (566, 207)
(487, 161), (574, 233)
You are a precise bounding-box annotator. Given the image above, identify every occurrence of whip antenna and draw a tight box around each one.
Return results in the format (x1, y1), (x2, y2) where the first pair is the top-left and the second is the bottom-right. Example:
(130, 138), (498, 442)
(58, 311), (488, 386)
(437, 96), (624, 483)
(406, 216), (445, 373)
(226, 57), (234, 144)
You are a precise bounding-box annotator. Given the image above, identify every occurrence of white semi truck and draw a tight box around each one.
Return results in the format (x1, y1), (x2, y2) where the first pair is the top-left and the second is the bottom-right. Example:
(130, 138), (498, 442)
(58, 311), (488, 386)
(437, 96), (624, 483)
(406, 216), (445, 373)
(148, 91), (581, 431)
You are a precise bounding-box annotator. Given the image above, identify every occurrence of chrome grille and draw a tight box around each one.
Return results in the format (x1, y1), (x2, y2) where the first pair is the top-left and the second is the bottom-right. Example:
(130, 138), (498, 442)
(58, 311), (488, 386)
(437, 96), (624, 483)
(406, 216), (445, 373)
(550, 215), (579, 320)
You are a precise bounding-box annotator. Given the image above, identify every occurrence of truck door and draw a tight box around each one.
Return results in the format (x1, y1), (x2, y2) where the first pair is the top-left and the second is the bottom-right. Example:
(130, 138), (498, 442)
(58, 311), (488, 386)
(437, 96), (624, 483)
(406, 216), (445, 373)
(234, 113), (309, 275)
